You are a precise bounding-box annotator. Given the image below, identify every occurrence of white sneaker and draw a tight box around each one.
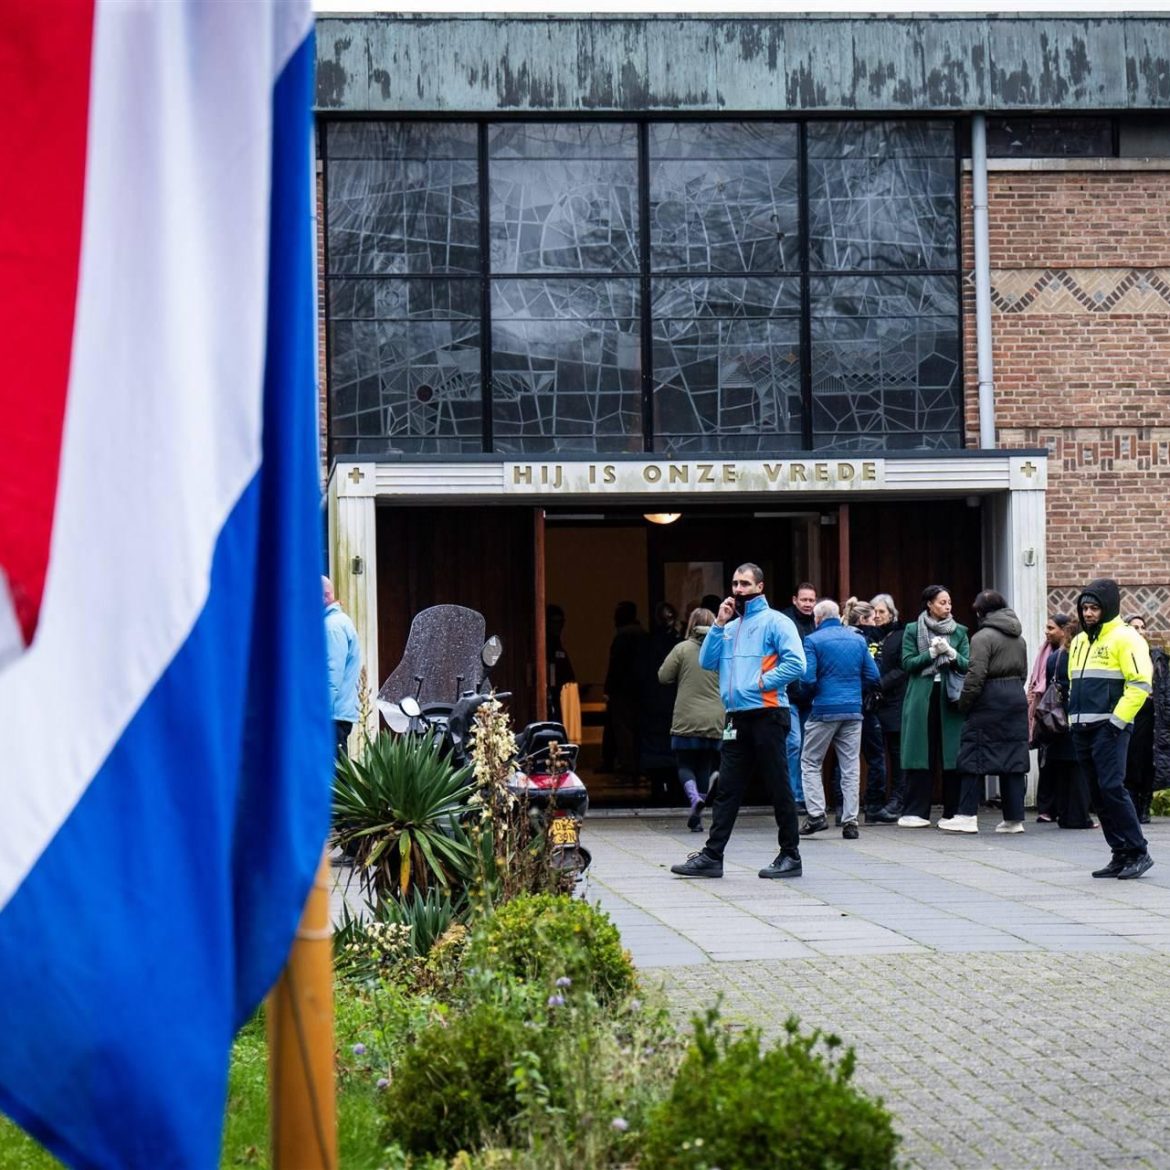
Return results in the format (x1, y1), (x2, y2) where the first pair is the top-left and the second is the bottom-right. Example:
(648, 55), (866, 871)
(937, 815), (979, 833)
(995, 820), (1025, 834)
(896, 815), (931, 828)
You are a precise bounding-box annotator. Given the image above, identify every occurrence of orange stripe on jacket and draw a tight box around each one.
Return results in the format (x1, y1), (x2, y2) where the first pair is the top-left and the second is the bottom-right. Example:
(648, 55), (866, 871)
(759, 652), (780, 707)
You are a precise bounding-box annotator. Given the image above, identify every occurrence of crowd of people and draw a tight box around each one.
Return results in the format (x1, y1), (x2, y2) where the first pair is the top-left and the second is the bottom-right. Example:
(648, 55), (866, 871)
(576, 567), (1167, 883)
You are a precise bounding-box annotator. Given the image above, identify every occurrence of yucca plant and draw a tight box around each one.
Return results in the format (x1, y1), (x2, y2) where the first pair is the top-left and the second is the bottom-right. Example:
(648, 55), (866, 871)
(334, 887), (466, 980)
(332, 732), (477, 902)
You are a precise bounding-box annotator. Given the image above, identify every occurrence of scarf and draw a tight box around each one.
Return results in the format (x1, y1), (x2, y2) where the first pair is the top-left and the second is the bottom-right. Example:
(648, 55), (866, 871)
(915, 609), (957, 678)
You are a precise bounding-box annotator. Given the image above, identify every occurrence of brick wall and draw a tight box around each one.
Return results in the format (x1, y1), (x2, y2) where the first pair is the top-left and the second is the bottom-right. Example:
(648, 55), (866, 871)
(962, 167), (1170, 635)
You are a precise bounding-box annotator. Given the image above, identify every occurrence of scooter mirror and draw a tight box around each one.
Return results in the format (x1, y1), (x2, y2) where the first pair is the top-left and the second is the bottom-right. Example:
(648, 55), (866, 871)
(399, 696), (422, 719)
(482, 635), (503, 669)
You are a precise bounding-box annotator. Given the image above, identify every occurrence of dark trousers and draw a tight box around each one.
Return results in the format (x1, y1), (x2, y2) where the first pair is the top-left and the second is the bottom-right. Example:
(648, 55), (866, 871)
(1046, 756), (1094, 828)
(335, 720), (353, 755)
(904, 687), (959, 818)
(862, 712), (887, 811)
(676, 747), (719, 797)
(958, 771), (1025, 820)
(881, 730), (906, 809)
(704, 707), (797, 862)
(1073, 725), (1147, 856)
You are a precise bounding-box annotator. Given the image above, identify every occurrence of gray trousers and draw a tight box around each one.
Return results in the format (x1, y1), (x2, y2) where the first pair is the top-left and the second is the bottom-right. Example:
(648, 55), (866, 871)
(801, 717), (863, 824)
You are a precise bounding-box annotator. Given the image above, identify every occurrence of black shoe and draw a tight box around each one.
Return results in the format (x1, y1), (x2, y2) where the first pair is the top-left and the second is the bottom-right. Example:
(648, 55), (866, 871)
(687, 798), (705, 832)
(1092, 854), (1128, 878)
(1117, 853), (1154, 880)
(670, 851), (723, 878)
(863, 809), (885, 825)
(870, 805), (901, 824)
(834, 810), (843, 827)
(1139, 812), (1152, 826)
(842, 821), (860, 840)
(799, 815), (829, 836)
(795, 801), (808, 816)
(759, 852), (802, 879)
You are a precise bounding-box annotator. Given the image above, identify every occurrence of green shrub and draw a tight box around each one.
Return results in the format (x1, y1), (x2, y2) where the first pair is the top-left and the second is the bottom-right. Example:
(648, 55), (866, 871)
(640, 1009), (899, 1170)
(1151, 788), (1170, 817)
(465, 894), (635, 1005)
(381, 995), (536, 1155)
(332, 732), (476, 901)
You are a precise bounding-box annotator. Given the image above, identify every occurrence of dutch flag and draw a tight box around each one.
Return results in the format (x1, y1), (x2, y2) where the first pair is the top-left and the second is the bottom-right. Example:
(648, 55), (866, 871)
(0, 2), (334, 1167)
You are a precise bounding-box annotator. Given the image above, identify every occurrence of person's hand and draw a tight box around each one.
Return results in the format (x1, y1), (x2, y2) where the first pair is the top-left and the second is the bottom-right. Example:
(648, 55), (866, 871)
(715, 596), (736, 626)
(943, 644), (958, 662)
(928, 637), (945, 657)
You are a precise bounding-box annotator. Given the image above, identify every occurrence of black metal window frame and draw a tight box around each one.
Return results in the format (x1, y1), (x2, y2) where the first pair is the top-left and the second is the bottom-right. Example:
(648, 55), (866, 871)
(321, 112), (965, 460)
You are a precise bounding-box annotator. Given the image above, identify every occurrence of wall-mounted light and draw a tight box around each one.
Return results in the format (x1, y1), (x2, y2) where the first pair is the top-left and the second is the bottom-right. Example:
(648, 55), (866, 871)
(351, 554), (364, 575)
(1022, 548), (1036, 567)
(643, 513), (681, 525)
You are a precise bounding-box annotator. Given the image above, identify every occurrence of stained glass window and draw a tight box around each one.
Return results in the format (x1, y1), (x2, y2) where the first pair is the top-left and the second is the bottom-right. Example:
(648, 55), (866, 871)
(491, 279), (641, 453)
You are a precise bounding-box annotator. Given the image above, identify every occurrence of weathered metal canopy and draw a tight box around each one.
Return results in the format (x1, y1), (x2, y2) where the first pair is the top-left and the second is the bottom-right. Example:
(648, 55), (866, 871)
(316, 15), (1170, 113)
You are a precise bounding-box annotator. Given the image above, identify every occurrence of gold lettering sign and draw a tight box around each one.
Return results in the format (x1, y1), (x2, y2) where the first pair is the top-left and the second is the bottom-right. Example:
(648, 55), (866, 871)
(502, 459), (885, 493)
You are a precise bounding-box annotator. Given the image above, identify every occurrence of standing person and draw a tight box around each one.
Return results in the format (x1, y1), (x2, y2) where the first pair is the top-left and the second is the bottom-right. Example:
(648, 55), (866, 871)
(324, 576), (362, 756)
(841, 597), (888, 821)
(897, 585), (970, 828)
(604, 602), (648, 782)
(1046, 619), (1095, 829)
(1123, 614), (1156, 824)
(545, 604), (576, 723)
(1067, 579), (1154, 879)
(869, 594), (908, 822)
(658, 608), (724, 832)
(948, 591), (1030, 833)
(1029, 614), (1071, 821)
(781, 582), (818, 812)
(670, 564), (806, 879)
(797, 600), (880, 840)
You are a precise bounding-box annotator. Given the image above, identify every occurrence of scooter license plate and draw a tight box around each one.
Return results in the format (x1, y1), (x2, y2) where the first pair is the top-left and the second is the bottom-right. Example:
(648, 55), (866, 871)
(549, 817), (579, 846)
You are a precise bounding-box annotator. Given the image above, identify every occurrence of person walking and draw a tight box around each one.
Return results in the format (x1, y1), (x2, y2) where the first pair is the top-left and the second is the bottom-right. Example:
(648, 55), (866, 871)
(797, 600), (880, 840)
(869, 594), (908, 822)
(897, 585), (970, 828)
(324, 576), (362, 756)
(945, 590), (1030, 834)
(670, 564), (806, 879)
(658, 607), (724, 832)
(1066, 578), (1154, 880)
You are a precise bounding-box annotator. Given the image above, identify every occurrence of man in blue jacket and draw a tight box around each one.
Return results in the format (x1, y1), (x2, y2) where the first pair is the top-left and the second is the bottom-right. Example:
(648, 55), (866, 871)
(796, 600), (880, 840)
(324, 575), (362, 755)
(671, 563), (807, 879)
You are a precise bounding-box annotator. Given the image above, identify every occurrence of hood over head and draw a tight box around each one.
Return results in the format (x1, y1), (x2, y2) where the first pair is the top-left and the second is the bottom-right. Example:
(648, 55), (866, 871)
(1077, 578), (1120, 638)
(980, 607), (1021, 638)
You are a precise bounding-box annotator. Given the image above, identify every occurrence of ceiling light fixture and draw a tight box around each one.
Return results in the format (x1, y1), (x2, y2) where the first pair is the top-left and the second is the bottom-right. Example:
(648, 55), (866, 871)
(643, 513), (682, 525)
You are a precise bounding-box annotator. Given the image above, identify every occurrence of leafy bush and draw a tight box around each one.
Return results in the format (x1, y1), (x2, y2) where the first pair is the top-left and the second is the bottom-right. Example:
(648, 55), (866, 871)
(332, 731), (476, 900)
(1152, 788), (1170, 817)
(334, 887), (466, 981)
(640, 1009), (898, 1170)
(465, 894), (635, 1005)
(382, 993), (537, 1155)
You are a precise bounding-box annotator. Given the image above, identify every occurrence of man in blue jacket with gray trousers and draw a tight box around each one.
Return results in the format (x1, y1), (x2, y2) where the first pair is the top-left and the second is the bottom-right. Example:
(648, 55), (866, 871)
(671, 563), (807, 879)
(797, 599), (880, 840)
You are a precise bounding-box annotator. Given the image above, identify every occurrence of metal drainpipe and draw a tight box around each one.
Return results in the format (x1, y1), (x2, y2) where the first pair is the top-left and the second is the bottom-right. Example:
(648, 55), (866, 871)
(972, 113), (996, 449)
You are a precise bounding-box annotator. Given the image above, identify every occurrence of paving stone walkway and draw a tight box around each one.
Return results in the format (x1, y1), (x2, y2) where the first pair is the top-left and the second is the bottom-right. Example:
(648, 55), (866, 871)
(582, 810), (1170, 1170)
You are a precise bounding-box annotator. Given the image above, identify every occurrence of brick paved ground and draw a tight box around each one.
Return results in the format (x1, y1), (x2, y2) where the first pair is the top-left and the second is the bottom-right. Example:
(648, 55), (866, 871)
(581, 810), (1170, 1170)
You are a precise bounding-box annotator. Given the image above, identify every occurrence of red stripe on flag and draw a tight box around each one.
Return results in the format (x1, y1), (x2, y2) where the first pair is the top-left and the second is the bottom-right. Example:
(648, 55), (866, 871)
(0, 1), (96, 647)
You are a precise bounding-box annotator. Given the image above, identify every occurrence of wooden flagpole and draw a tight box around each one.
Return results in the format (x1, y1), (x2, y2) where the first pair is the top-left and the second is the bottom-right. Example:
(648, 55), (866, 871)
(267, 850), (337, 1169)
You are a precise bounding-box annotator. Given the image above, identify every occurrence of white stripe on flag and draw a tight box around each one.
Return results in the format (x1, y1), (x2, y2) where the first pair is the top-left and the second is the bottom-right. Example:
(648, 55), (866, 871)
(0, 0), (311, 909)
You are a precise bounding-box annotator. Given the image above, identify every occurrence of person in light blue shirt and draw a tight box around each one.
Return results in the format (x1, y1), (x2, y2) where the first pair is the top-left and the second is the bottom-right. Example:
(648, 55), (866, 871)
(323, 576), (361, 754)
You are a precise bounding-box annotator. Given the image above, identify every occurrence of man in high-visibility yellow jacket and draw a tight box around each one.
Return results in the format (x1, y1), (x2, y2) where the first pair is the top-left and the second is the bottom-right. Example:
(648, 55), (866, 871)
(1065, 577), (1154, 879)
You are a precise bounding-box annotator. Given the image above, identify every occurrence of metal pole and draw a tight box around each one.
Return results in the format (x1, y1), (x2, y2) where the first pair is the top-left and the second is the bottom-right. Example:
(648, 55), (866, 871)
(972, 113), (996, 450)
(267, 851), (337, 1170)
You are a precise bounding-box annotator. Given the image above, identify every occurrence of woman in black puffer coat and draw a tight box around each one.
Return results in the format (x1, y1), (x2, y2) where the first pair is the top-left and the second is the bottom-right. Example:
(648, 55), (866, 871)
(946, 590), (1030, 834)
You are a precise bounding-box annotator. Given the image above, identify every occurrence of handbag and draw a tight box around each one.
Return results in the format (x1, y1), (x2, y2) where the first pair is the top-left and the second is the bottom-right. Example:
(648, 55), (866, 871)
(943, 663), (966, 706)
(1033, 679), (1069, 742)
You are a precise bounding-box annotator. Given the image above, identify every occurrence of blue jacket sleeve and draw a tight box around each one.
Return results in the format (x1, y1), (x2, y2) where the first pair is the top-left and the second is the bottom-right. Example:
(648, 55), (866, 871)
(760, 615), (806, 693)
(325, 618), (345, 708)
(698, 625), (724, 671)
(801, 634), (819, 687)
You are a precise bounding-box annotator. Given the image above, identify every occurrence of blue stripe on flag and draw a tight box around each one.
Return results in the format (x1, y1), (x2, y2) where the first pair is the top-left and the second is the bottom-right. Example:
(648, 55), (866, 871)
(0, 31), (331, 1170)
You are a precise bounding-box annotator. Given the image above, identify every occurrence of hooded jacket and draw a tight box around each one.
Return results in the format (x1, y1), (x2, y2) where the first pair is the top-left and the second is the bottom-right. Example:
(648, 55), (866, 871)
(1065, 578), (1153, 729)
(698, 594), (806, 714)
(955, 607), (1030, 775)
(658, 625), (725, 739)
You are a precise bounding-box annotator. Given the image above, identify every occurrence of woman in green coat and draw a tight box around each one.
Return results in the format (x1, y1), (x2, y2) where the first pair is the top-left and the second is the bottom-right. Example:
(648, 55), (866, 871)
(897, 585), (970, 828)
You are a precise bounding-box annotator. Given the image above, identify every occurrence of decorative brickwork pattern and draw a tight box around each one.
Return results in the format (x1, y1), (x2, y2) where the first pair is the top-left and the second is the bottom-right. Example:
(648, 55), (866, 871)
(991, 268), (1170, 315)
(1048, 585), (1170, 640)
